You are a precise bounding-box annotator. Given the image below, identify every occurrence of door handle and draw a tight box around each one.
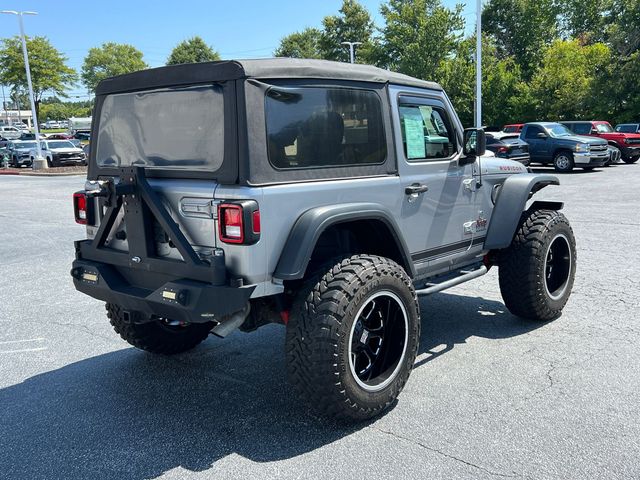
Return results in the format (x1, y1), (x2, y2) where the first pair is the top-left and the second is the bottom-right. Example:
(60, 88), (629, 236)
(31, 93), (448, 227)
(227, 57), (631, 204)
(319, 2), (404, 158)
(405, 183), (429, 195)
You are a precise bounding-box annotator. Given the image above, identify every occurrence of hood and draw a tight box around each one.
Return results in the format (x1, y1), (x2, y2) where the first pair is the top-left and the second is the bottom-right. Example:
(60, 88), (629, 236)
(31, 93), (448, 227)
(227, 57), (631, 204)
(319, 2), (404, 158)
(51, 147), (83, 154)
(555, 134), (607, 146)
(601, 132), (640, 140)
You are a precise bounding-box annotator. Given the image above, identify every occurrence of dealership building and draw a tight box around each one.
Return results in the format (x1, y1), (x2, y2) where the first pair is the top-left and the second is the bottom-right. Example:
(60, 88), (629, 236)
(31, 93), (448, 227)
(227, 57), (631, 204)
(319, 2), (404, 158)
(0, 110), (34, 128)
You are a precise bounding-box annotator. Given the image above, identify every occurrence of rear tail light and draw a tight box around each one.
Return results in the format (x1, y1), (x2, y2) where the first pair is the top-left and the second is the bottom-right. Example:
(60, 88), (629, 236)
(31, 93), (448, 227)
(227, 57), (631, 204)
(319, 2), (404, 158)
(497, 146), (508, 154)
(73, 191), (94, 225)
(219, 204), (243, 243)
(218, 201), (260, 245)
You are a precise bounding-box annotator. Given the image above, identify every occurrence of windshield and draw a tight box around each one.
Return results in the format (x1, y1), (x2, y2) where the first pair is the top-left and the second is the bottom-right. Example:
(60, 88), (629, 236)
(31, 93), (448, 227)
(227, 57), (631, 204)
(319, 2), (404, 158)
(595, 123), (613, 133)
(616, 124), (638, 133)
(48, 141), (75, 149)
(16, 142), (37, 149)
(95, 85), (224, 171)
(546, 124), (574, 137)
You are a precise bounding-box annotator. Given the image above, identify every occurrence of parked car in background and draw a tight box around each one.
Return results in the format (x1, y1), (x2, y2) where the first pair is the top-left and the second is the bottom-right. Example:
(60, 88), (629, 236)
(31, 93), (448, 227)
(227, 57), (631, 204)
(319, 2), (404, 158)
(485, 132), (530, 165)
(7, 140), (39, 167)
(46, 133), (74, 140)
(74, 132), (91, 141)
(30, 139), (87, 167)
(521, 122), (608, 172)
(0, 126), (22, 140)
(607, 145), (622, 164)
(615, 123), (640, 134)
(561, 120), (640, 164)
(14, 123), (28, 130)
(19, 132), (36, 141)
(44, 120), (61, 129)
(503, 123), (524, 133)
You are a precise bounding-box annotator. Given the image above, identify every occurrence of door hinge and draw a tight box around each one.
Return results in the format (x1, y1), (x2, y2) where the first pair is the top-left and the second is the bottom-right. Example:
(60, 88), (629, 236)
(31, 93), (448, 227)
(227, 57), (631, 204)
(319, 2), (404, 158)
(180, 199), (216, 219)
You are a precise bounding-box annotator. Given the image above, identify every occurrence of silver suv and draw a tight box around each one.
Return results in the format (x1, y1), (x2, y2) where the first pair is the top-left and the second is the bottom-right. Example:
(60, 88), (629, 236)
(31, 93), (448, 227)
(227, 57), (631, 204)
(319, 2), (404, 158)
(71, 59), (577, 422)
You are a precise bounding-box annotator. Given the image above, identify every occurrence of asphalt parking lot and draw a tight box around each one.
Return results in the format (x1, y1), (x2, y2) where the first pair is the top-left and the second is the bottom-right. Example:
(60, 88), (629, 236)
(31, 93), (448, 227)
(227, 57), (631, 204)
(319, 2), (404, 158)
(1, 165), (639, 480)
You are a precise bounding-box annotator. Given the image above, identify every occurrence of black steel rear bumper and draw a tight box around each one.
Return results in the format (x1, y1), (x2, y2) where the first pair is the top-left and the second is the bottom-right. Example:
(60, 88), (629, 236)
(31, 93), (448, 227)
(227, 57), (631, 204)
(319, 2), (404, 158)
(71, 166), (254, 324)
(71, 259), (255, 324)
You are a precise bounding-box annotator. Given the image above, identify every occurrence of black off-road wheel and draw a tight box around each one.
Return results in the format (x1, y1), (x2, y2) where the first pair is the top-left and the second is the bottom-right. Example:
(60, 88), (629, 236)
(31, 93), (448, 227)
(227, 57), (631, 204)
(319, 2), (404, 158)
(499, 210), (576, 322)
(106, 303), (213, 354)
(553, 151), (575, 173)
(286, 255), (420, 422)
(623, 156), (639, 164)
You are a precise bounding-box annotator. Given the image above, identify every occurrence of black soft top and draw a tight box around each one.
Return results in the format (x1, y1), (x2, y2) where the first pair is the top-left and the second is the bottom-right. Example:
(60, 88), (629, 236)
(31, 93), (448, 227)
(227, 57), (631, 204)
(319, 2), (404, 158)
(95, 58), (443, 95)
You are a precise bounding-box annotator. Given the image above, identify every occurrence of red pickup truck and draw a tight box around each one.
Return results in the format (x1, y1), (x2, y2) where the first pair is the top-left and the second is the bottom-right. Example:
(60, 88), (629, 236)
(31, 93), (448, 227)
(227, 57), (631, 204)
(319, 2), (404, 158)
(561, 121), (640, 163)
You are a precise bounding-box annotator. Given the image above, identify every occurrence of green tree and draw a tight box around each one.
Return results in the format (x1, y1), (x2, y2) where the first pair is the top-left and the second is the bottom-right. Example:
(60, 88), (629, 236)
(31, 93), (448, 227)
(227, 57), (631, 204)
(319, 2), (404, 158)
(439, 36), (523, 128)
(377, 0), (464, 79)
(319, 0), (376, 63)
(81, 42), (147, 92)
(274, 28), (323, 58)
(556, 0), (612, 43)
(483, 0), (558, 79)
(608, 0), (640, 56)
(526, 39), (610, 120)
(166, 36), (220, 65)
(0, 36), (76, 118)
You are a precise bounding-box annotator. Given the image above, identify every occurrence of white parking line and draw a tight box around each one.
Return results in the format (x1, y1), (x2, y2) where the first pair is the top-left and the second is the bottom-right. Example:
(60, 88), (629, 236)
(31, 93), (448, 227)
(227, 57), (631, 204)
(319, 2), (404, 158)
(0, 347), (47, 354)
(0, 338), (45, 345)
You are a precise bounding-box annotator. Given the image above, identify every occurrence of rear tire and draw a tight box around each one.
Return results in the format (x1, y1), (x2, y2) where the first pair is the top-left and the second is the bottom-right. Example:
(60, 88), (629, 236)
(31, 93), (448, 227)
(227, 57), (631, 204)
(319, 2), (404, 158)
(286, 255), (420, 422)
(499, 210), (576, 322)
(106, 303), (213, 354)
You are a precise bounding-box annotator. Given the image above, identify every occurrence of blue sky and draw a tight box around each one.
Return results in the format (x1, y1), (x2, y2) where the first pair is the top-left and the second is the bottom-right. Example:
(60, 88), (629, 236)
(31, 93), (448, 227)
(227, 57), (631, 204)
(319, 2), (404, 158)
(1, 0), (476, 99)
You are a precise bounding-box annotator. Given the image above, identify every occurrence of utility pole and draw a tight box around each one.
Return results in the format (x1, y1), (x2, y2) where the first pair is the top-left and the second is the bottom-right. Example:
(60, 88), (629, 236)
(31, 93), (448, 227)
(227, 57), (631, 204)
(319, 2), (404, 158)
(1, 84), (8, 125)
(1, 10), (46, 169)
(475, 0), (482, 128)
(341, 41), (362, 64)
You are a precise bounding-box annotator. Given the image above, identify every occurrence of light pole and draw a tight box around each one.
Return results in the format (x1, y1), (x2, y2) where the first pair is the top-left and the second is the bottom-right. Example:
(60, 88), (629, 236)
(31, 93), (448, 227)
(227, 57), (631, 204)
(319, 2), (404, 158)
(1, 10), (46, 169)
(341, 41), (362, 64)
(475, 0), (482, 128)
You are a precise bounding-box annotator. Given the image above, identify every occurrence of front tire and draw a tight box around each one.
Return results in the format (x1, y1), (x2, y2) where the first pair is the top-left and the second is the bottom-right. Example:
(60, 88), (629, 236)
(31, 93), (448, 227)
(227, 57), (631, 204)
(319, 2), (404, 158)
(553, 151), (574, 173)
(499, 210), (576, 322)
(106, 303), (213, 354)
(286, 255), (420, 422)
(623, 156), (639, 164)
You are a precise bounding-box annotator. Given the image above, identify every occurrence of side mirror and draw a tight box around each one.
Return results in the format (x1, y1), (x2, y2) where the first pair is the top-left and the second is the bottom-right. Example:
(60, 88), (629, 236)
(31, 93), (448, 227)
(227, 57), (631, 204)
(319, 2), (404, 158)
(461, 128), (486, 165)
(536, 132), (548, 139)
(590, 129), (599, 135)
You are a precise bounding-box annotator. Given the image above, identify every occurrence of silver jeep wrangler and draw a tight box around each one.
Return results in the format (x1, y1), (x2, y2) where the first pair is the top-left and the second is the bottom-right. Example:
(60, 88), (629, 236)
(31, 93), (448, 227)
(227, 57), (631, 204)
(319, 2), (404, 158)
(71, 59), (577, 422)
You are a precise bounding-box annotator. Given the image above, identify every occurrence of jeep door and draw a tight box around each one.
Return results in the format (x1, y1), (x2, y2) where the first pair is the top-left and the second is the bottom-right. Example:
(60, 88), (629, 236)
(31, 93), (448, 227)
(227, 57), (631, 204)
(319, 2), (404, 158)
(389, 87), (481, 276)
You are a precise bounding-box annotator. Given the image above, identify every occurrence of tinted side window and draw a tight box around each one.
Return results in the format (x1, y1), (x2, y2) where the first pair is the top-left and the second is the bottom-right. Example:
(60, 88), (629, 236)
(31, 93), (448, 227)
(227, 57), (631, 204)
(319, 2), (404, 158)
(569, 123), (591, 135)
(398, 104), (455, 160)
(265, 87), (386, 169)
(524, 126), (543, 139)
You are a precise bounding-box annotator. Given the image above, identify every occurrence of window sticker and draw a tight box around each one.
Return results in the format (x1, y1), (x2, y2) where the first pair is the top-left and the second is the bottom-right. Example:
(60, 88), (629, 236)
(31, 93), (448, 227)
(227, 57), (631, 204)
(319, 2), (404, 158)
(403, 111), (426, 159)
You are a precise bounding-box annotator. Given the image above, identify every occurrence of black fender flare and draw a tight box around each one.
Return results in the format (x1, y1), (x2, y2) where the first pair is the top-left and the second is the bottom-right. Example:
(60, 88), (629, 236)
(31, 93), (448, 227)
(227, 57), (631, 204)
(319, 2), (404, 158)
(273, 202), (415, 281)
(484, 174), (562, 250)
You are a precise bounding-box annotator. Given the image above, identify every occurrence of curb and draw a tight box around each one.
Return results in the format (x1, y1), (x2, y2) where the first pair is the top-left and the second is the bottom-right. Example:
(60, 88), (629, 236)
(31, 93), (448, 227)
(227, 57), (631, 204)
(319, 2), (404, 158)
(20, 171), (86, 177)
(0, 169), (86, 177)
